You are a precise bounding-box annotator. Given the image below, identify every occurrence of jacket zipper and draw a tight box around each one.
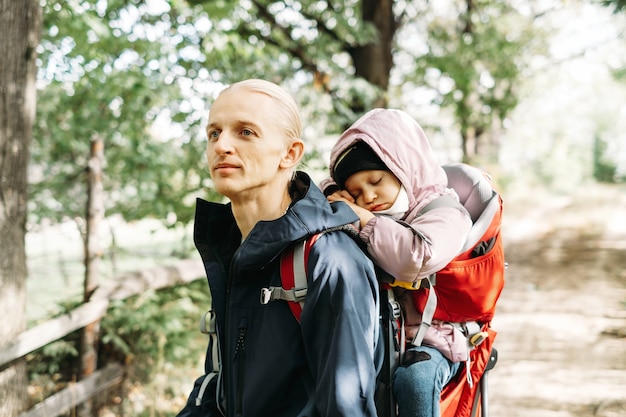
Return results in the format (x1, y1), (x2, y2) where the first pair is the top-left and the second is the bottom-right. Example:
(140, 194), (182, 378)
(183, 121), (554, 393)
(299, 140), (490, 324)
(221, 252), (234, 415)
(234, 317), (247, 414)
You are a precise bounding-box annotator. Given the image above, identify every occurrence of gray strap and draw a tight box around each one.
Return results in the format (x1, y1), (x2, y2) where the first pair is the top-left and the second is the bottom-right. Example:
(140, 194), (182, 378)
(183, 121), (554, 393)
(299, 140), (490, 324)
(199, 309), (215, 334)
(260, 239), (308, 306)
(292, 240), (308, 306)
(453, 321), (489, 348)
(460, 192), (498, 253)
(418, 194), (467, 216)
(197, 310), (223, 408)
(260, 286), (308, 304)
(196, 371), (215, 406)
(199, 310), (220, 372)
(387, 289), (406, 360)
(412, 274), (438, 346)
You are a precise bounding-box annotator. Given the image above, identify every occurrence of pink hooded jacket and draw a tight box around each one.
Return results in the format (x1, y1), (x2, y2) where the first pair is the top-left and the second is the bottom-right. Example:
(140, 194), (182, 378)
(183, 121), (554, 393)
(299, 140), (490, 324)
(322, 108), (473, 360)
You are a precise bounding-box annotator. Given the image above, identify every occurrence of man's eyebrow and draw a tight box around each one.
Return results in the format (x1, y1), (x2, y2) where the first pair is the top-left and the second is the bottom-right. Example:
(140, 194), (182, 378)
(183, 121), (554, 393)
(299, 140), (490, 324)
(207, 120), (262, 131)
(233, 120), (265, 137)
(236, 119), (262, 131)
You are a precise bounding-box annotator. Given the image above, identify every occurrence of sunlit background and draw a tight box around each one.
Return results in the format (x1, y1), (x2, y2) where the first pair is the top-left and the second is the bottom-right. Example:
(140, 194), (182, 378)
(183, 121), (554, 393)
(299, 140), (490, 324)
(6, 0), (626, 416)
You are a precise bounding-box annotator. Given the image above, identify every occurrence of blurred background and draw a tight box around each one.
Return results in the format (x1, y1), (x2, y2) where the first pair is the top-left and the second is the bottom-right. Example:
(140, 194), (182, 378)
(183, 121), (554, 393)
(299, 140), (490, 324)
(1, 0), (625, 416)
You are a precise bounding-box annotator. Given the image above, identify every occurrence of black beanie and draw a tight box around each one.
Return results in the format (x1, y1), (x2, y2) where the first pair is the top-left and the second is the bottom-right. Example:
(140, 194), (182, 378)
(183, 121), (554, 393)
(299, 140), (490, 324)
(333, 141), (389, 188)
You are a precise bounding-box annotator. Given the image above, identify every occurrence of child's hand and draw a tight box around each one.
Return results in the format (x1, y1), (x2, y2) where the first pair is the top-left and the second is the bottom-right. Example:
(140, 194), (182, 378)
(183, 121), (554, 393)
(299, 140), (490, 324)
(326, 190), (355, 204)
(326, 190), (375, 229)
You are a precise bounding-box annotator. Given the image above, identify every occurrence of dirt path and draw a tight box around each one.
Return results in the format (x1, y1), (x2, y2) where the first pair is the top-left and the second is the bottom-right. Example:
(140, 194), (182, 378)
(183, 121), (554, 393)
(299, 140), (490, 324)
(488, 183), (626, 417)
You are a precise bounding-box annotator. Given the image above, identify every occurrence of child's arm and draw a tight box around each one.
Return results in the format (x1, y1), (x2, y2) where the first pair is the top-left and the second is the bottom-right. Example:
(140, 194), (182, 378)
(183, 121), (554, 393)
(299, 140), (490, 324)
(361, 206), (471, 284)
(326, 190), (375, 229)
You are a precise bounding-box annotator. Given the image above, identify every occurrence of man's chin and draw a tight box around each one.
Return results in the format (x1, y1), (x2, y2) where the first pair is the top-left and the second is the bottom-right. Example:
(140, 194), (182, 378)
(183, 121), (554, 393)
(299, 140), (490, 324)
(213, 179), (239, 197)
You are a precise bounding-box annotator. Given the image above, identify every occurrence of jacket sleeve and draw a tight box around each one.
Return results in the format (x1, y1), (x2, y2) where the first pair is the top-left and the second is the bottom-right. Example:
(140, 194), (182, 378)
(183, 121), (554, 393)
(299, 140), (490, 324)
(318, 176), (340, 196)
(300, 231), (382, 417)
(360, 206), (472, 282)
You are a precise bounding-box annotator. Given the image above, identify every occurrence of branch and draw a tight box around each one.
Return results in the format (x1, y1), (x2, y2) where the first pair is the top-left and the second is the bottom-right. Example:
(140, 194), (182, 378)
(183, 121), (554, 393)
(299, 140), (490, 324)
(245, 1), (334, 94)
(298, 2), (352, 50)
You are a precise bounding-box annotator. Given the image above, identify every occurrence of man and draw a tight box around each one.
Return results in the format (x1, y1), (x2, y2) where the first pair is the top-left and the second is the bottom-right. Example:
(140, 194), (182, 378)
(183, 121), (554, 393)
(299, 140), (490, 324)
(177, 79), (382, 417)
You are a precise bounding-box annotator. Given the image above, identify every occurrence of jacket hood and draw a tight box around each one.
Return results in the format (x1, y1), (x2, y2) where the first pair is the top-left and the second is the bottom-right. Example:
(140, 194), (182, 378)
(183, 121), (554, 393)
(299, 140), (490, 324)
(329, 108), (448, 212)
(194, 171), (358, 273)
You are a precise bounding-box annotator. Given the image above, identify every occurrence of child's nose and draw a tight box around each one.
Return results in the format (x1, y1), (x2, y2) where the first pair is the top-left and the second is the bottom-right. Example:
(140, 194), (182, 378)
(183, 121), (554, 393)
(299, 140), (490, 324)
(363, 189), (377, 204)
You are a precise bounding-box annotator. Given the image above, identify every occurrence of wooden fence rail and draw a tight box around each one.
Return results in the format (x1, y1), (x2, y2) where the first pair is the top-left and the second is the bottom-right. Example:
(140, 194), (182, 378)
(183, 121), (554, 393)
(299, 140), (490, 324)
(0, 299), (109, 369)
(19, 363), (125, 417)
(0, 258), (204, 417)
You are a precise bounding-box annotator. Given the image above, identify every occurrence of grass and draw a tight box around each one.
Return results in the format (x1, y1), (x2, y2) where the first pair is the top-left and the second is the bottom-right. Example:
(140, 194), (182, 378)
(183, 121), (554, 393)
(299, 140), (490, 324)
(25, 283), (210, 416)
(24, 217), (208, 416)
(26, 216), (195, 322)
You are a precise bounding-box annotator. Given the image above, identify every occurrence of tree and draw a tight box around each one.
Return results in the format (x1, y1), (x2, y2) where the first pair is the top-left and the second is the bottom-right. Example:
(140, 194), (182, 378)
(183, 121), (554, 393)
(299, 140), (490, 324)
(401, 0), (541, 164)
(31, 0), (540, 235)
(0, 0), (41, 415)
(601, 0), (626, 13)
(187, 0), (399, 130)
(32, 0), (220, 243)
(600, 0), (626, 85)
(188, 0), (538, 162)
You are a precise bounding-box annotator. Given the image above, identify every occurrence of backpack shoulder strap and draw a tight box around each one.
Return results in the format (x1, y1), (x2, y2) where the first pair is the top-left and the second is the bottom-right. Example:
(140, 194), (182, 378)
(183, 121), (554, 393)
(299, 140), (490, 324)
(418, 194), (467, 217)
(411, 274), (438, 346)
(260, 224), (362, 321)
(279, 233), (321, 322)
(259, 233), (323, 322)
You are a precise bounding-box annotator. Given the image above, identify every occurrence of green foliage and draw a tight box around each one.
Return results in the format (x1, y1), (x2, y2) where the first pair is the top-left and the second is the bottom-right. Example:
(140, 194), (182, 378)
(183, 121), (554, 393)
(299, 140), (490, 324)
(33, 0), (210, 227)
(612, 66), (626, 82)
(99, 279), (211, 383)
(404, 0), (540, 163)
(27, 334), (80, 378)
(26, 281), (211, 413)
(31, 0), (546, 230)
(26, 298), (84, 379)
(600, 0), (626, 13)
(189, 0), (382, 129)
(593, 134), (619, 183)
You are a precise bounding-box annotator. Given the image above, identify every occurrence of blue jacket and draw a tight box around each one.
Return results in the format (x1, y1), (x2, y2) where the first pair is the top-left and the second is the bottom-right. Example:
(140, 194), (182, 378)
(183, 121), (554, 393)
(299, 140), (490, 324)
(178, 172), (382, 417)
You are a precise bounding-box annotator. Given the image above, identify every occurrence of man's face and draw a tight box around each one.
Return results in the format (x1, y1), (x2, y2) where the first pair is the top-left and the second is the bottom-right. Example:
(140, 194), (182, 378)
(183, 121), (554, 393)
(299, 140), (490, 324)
(205, 88), (289, 201)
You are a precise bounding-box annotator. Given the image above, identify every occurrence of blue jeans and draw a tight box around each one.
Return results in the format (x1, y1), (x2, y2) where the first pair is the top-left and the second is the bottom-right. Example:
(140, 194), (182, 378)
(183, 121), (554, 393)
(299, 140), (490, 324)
(392, 345), (462, 417)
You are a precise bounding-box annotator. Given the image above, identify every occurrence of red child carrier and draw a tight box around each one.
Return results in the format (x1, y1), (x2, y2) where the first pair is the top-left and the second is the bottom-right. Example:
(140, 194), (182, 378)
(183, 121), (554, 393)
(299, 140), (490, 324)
(262, 162), (505, 417)
(423, 163), (505, 417)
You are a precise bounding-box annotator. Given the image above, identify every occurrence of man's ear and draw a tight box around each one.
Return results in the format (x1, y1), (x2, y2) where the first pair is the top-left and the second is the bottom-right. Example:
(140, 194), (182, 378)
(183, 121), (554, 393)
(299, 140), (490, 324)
(280, 139), (304, 169)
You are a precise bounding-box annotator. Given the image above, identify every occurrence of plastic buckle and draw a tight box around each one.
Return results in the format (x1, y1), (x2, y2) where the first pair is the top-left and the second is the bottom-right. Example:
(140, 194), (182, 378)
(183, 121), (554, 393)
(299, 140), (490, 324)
(200, 310), (215, 335)
(469, 331), (488, 347)
(293, 287), (308, 302)
(390, 300), (401, 320)
(260, 287), (273, 305)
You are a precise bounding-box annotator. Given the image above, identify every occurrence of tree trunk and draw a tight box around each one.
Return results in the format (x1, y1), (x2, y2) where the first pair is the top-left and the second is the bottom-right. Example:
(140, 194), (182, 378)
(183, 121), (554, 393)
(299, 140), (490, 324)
(350, 0), (397, 108)
(0, 0), (41, 416)
(77, 136), (105, 417)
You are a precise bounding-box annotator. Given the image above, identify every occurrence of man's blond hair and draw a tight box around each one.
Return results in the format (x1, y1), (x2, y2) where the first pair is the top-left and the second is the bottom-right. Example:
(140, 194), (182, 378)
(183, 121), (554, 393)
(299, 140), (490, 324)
(221, 79), (302, 144)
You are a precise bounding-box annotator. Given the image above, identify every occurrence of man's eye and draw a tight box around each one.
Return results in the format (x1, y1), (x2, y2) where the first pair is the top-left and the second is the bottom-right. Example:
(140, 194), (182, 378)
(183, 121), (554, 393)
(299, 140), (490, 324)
(208, 130), (220, 140)
(241, 128), (253, 136)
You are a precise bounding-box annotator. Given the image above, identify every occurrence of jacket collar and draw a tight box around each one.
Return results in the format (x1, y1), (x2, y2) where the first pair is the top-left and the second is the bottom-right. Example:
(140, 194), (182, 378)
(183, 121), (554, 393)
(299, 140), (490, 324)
(194, 171), (358, 272)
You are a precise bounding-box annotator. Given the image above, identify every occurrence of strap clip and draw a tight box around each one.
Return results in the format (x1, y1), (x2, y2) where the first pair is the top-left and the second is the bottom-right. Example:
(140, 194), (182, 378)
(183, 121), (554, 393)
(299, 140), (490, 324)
(260, 286), (308, 305)
(200, 310), (216, 335)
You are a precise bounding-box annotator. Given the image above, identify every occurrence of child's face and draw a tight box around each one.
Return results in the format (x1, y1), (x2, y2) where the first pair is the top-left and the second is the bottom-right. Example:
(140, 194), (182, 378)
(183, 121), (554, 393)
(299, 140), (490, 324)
(343, 170), (402, 212)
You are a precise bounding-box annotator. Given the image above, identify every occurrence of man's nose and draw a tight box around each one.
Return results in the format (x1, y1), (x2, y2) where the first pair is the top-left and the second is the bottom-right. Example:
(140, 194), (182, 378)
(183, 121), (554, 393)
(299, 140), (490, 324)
(211, 131), (234, 154)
